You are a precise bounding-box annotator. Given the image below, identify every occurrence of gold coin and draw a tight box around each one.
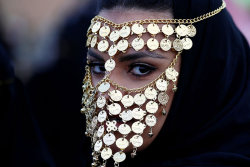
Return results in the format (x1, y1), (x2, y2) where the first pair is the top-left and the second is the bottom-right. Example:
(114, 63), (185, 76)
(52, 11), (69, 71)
(86, 35), (92, 47)
(173, 38), (183, 51)
(132, 37), (144, 51)
(90, 35), (97, 48)
(117, 39), (129, 51)
(99, 25), (110, 37)
(175, 24), (188, 37)
(147, 38), (159, 51)
(162, 24), (174, 36)
(113, 152), (126, 163)
(97, 40), (109, 52)
(132, 23), (144, 34)
(108, 45), (118, 57)
(109, 30), (120, 42)
(158, 92), (169, 105)
(92, 22), (101, 33)
(119, 26), (131, 38)
(160, 38), (171, 51)
(104, 59), (116, 72)
(147, 23), (160, 35)
(187, 25), (197, 37)
(182, 37), (193, 50)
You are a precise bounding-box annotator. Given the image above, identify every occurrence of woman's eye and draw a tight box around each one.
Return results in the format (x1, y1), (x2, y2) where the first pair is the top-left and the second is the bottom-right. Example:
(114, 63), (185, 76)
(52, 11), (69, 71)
(89, 62), (105, 75)
(129, 63), (156, 77)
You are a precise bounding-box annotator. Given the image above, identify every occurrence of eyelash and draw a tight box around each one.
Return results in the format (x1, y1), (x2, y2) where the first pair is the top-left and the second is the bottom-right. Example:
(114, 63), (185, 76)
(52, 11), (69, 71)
(88, 62), (157, 77)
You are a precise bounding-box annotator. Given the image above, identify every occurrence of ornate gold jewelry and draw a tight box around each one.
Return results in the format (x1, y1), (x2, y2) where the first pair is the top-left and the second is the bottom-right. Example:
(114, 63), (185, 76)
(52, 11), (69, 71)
(82, 1), (226, 167)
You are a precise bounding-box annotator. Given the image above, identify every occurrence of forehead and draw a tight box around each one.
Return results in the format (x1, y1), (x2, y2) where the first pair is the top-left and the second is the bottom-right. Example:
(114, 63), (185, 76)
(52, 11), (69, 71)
(99, 7), (174, 23)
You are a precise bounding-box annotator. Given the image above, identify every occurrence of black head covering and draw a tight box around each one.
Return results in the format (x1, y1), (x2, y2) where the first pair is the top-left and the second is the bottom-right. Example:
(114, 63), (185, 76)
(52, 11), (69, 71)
(115, 0), (250, 166)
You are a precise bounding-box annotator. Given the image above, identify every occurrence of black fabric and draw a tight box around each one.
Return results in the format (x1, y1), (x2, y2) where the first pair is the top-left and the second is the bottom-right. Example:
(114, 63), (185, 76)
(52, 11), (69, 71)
(120, 0), (250, 166)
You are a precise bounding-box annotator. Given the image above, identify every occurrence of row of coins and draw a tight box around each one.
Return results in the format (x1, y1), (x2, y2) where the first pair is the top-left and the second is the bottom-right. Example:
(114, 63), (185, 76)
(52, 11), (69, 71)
(90, 21), (197, 38)
(87, 34), (193, 54)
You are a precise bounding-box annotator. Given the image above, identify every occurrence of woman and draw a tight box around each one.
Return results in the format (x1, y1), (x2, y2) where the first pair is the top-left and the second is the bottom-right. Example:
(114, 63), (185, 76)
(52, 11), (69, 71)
(81, 0), (250, 166)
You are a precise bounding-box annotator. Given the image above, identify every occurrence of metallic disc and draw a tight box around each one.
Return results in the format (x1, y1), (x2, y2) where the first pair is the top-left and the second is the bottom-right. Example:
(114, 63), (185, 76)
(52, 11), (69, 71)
(109, 30), (120, 42)
(113, 152), (126, 163)
(144, 87), (157, 100)
(187, 25), (197, 37)
(98, 82), (110, 93)
(132, 37), (145, 51)
(156, 79), (168, 91)
(130, 135), (143, 147)
(182, 37), (193, 50)
(147, 23), (160, 35)
(162, 24), (174, 36)
(92, 22), (101, 33)
(108, 103), (121, 115)
(145, 114), (157, 127)
(99, 26), (111, 37)
(146, 101), (159, 114)
(118, 124), (131, 135)
(165, 67), (179, 81)
(160, 38), (172, 51)
(119, 26), (131, 38)
(108, 45), (118, 57)
(98, 110), (107, 123)
(133, 93), (146, 106)
(86, 35), (92, 47)
(158, 92), (169, 105)
(97, 96), (106, 108)
(117, 39), (129, 51)
(94, 140), (103, 152)
(175, 24), (188, 37)
(98, 40), (109, 52)
(109, 90), (122, 102)
(132, 23), (144, 34)
(121, 95), (134, 107)
(132, 121), (146, 134)
(147, 38), (159, 51)
(90, 35), (98, 48)
(103, 133), (116, 146)
(97, 125), (105, 137)
(105, 59), (116, 72)
(173, 38), (183, 51)
(132, 108), (146, 120)
(116, 138), (129, 150)
(119, 110), (133, 122)
(101, 147), (112, 160)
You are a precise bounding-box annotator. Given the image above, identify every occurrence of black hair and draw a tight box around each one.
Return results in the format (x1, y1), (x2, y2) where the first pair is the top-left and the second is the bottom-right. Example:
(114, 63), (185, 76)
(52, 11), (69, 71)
(97, 0), (173, 12)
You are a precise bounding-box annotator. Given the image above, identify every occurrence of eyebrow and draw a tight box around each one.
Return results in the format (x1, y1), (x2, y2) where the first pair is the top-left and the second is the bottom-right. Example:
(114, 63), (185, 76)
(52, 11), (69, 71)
(87, 49), (167, 62)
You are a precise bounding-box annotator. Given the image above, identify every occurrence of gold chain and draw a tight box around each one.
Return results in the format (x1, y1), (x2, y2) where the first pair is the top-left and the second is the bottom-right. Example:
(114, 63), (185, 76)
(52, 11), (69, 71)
(91, 0), (226, 27)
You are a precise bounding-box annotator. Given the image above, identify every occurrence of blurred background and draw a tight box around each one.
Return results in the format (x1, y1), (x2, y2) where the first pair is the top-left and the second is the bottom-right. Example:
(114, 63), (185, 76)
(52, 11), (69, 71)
(0, 0), (249, 167)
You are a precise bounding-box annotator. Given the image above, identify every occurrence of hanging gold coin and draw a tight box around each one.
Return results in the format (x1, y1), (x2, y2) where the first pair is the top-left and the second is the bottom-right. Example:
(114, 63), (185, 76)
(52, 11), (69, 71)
(133, 93), (146, 106)
(121, 95), (134, 107)
(99, 25), (111, 37)
(98, 82), (110, 93)
(130, 135), (143, 147)
(108, 45), (118, 57)
(160, 38), (172, 51)
(146, 101), (159, 114)
(118, 124), (131, 135)
(175, 24), (188, 37)
(113, 152), (126, 163)
(132, 37), (145, 51)
(109, 30), (120, 42)
(103, 133), (116, 146)
(119, 26), (131, 38)
(132, 23), (144, 34)
(97, 96), (106, 108)
(94, 140), (103, 152)
(147, 38), (159, 51)
(158, 92), (169, 105)
(182, 37), (193, 50)
(132, 121), (146, 134)
(156, 79), (168, 91)
(165, 67), (179, 81)
(119, 110), (133, 122)
(117, 39), (129, 51)
(109, 89), (122, 102)
(116, 138), (129, 150)
(97, 125), (105, 137)
(101, 147), (112, 160)
(145, 114), (157, 127)
(92, 22), (101, 33)
(132, 108), (146, 120)
(144, 87), (157, 100)
(98, 40), (109, 52)
(162, 24), (174, 36)
(98, 110), (107, 123)
(173, 38), (183, 51)
(108, 103), (121, 115)
(147, 23), (160, 35)
(90, 35), (98, 48)
(187, 25), (197, 37)
(105, 59), (116, 72)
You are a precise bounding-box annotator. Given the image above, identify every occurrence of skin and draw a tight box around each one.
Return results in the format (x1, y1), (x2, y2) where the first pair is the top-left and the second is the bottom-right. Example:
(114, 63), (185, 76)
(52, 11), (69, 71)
(87, 8), (181, 153)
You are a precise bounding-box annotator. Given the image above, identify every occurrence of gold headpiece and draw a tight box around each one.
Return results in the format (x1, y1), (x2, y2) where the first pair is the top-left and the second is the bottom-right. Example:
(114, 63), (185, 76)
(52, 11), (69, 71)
(82, 1), (226, 167)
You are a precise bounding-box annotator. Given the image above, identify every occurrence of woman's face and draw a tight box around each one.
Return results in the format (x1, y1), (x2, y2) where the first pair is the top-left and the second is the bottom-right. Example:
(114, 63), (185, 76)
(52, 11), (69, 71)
(87, 8), (181, 153)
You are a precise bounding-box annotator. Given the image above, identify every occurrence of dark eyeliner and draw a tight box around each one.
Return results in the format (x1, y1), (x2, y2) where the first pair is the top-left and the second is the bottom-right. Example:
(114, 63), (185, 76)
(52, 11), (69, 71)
(128, 63), (157, 77)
